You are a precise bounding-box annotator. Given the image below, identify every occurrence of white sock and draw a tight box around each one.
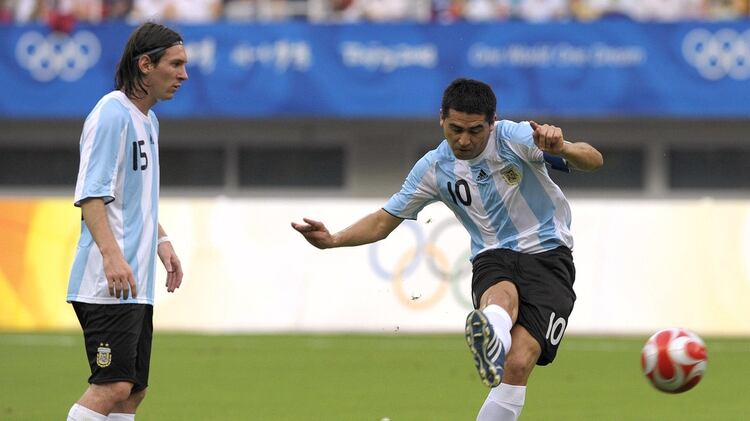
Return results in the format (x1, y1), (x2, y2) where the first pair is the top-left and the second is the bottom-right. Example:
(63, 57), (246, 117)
(476, 383), (526, 421)
(107, 414), (135, 420)
(483, 304), (513, 357)
(67, 404), (107, 421)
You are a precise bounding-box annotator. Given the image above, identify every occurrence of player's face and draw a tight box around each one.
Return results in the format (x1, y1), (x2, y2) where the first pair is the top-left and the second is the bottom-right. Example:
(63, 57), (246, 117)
(145, 45), (188, 101)
(440, 109), (494, 160)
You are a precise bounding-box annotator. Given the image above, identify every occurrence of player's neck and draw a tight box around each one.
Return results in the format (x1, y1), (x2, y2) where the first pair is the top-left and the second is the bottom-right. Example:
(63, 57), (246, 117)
(130, 96), (156, 116)
(124, 90), (156, 116)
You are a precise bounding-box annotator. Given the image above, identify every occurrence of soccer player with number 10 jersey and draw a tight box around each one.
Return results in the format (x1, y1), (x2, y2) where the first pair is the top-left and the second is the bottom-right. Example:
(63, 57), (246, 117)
(292, 78), (604, 420)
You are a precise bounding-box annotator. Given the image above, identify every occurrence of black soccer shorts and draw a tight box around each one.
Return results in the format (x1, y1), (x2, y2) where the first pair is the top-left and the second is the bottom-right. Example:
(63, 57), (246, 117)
(72, 302), (153, 392)
(471, 246), (576, 365)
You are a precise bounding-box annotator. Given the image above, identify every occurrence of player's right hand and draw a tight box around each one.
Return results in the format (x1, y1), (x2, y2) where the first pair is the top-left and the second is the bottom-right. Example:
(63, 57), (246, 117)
(103, 253), (137, 299)
(291, 218), (334, 249)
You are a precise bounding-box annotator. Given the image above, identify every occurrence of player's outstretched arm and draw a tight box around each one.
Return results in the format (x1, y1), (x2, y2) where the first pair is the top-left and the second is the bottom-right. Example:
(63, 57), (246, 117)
(558, 141), (604, 172)
(291, 209), (403, 250)
(529, 120), (604, 172)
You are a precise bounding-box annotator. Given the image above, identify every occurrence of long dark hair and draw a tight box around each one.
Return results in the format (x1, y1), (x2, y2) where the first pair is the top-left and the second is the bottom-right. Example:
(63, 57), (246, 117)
(115, 23), (183, 99)
(441, 78), (497, 124)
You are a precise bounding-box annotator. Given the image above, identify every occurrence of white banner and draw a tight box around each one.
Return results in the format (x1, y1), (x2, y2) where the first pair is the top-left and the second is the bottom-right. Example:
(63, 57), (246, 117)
(150, 198), (750, 336)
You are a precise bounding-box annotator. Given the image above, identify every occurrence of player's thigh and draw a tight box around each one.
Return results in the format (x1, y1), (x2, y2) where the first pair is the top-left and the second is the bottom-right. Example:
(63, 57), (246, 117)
(471, 248), (521, 309)
(515, 247), (576, 366)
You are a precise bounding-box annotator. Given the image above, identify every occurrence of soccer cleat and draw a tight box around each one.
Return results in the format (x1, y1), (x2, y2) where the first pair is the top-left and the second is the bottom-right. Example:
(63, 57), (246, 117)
(465, 309), (505, 387)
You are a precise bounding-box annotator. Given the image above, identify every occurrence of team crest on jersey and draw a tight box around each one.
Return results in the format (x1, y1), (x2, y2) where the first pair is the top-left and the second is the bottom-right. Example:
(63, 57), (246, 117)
(500, 166), (521, 186)
(96, 343), (112, 367)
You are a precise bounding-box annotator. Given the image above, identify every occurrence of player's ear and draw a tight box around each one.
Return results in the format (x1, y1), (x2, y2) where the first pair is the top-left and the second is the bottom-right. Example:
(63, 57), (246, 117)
(137, 55), (153, 74)
(439, 108), (445, 127)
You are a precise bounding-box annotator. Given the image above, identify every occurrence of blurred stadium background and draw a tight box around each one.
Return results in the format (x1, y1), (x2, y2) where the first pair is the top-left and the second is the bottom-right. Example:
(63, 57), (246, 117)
(2, 0), (750, 419)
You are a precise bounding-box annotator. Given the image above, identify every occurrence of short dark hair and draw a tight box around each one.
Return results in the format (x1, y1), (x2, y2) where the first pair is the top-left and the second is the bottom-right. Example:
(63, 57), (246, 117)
(115, 23), (183, 99)
(441, 78), (497, 124)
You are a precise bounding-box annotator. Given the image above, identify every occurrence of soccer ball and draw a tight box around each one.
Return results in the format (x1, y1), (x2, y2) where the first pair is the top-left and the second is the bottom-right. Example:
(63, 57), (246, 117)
(641, 328), (707, 393)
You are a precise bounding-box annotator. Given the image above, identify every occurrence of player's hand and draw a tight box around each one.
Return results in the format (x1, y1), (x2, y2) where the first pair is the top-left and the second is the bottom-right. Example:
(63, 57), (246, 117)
(530, 120), (565, 155)
(102, 252), (137, 299)
(158, 241), (183, 293)
(291, 218), (335, 249)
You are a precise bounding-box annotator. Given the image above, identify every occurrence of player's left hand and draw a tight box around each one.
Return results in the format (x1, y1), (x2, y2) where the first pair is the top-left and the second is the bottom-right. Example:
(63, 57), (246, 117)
(158, 241), (183, 293)
(530, 120), (565, 155)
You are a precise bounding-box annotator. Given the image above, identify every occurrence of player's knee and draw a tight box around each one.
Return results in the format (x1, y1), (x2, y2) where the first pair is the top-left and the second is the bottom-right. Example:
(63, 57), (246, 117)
(480, 281), (518, 315)
(110, 387), (147, 414)
(504, 351), (536, 380)
(130, 388), (147, 405)
(504, 339), (540, 381)
(104, 381), (135, 403)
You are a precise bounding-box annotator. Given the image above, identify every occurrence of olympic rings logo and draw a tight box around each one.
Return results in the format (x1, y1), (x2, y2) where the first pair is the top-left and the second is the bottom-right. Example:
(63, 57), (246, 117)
(368, 218), (473, 310)
(15, 30), (101, 82)
(682, 28), (750, 81)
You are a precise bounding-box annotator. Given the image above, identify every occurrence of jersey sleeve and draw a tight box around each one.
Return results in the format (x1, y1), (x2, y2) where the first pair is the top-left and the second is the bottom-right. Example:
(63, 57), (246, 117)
(383, 153), (439, 220)
(497, 120), (543, 162)
(498, 120), (569, 171)
(74, 101), (129, 207)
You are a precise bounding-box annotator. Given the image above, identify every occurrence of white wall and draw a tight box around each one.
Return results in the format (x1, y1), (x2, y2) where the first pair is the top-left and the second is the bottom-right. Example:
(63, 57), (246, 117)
(151, 197), (750, 336)
(2, 197), (748, 336)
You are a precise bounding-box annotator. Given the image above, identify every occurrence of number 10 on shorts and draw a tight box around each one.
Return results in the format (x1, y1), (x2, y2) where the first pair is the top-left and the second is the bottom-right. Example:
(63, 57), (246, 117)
(546, 312), (567, 345)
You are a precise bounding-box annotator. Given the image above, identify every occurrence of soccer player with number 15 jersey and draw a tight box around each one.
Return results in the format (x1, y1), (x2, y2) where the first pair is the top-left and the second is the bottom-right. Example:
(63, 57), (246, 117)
(66, 23), (187, 421)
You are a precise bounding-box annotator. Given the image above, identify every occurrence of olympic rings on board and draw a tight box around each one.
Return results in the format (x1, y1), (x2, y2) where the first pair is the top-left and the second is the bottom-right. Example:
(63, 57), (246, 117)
(682, 28), (750, 81)
(15, 30), (101, 82)
(368, 218), (473, 310)
(391, 244), (450, 309)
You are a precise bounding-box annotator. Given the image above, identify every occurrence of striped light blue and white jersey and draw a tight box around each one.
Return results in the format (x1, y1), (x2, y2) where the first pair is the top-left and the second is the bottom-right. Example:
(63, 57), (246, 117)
(68, 91), (160, 305)
(384, 119), (573, 259)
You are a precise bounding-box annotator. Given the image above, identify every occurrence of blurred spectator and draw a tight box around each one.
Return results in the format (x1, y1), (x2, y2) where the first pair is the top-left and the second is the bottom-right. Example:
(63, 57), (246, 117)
(2, 0), (749, 23)
(223, 0), (256, 20)
(1, 0), (14, 22)
(224, 0), (310, 21)
(103, 0), (131, 19)
(7, 0), (44, 22)
(70, 0), (104, 22)
(570, 0), (633, 20)
(705, 0), (748, 19)
(130, 0), (222, 22)
(431, 0), (462, 22)
(432, 0), (511, 22)
(258, 0), (308, 20)
(327, 0), (356, 21)
(629, 0), (704, 21)
(572, 0), (707, 21)
(465, 0), (513, 22)
(516, 0), (569, 21)
(321, 0), (426, 22)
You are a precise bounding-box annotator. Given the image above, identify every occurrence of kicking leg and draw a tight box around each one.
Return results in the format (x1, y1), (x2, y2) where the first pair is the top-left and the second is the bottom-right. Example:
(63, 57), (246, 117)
(466, 281), (518, 387)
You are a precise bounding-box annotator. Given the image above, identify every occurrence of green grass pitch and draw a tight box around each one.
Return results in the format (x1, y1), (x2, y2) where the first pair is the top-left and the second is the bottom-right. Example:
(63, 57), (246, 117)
(1, 333), (747, 420)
